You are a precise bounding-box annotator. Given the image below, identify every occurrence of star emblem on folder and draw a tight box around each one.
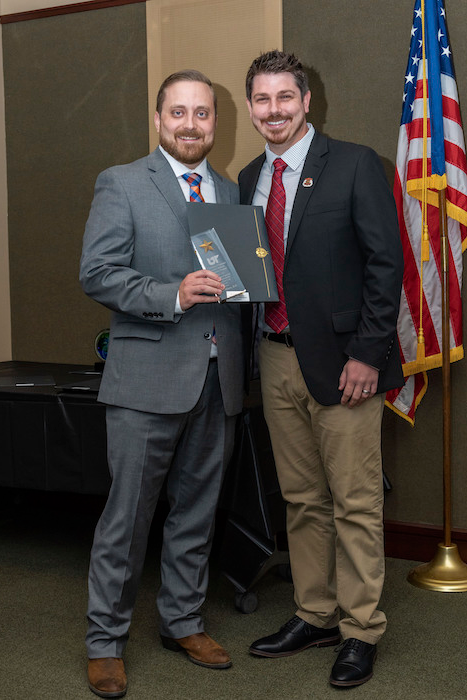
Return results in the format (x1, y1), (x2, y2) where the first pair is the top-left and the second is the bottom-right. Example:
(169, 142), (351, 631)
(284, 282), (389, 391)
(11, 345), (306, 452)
(200, 240), (214, 252)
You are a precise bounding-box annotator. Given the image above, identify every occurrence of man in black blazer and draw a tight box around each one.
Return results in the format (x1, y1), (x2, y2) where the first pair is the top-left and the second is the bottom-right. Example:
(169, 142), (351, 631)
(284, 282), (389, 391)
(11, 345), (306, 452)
(239, 50), (403, 688)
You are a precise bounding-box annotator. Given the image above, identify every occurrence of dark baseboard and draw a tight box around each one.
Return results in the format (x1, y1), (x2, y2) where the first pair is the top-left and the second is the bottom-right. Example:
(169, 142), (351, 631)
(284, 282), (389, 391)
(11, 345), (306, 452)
(384, 520), (467, 562)
(0, 0), (146, 24)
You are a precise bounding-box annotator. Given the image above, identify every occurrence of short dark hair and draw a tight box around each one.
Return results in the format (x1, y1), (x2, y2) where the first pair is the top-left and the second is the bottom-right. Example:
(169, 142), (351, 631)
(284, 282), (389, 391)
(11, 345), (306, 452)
(156, 69), (217, 114)
(245, 50), (309, 101)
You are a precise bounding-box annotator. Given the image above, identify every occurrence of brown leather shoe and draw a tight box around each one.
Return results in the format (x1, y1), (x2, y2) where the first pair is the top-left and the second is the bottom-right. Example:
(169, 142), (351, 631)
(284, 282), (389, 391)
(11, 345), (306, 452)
(161, 631), (232, 669)
(88, 658), (127, 698)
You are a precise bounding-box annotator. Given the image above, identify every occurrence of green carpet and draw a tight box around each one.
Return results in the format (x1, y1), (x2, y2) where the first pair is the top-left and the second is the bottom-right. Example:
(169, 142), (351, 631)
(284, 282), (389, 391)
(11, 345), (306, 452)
(0, 490), (465, 700)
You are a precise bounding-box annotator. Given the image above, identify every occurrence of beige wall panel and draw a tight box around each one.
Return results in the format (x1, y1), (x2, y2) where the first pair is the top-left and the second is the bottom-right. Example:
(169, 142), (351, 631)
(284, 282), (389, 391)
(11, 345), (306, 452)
(146, 0), (282, 181)
(0, 28), (11, 361)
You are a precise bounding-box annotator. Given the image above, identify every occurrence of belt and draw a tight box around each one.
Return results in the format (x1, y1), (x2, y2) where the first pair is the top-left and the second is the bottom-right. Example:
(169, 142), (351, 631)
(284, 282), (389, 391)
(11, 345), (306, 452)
(263, 331), (294, 347)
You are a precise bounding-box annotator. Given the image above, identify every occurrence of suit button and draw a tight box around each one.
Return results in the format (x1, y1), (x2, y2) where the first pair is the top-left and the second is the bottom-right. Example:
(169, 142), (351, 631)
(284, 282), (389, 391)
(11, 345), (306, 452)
(204, 332), (212, 340)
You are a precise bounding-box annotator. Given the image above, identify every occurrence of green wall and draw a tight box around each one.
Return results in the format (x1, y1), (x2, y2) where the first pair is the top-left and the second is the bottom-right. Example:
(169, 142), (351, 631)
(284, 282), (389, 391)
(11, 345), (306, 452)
(3, 2), (148, 364)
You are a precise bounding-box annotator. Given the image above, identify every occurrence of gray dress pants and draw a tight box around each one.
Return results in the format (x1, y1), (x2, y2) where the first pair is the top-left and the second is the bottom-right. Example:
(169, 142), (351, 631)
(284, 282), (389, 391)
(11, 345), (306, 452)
(86, 361), (236, 658)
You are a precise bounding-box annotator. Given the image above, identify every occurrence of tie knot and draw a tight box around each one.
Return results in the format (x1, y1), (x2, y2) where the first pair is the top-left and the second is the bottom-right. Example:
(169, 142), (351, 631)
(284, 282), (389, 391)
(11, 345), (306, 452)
(182, 172), (202, 187)
(182, 172), (204, 202)
(273, 158), (287, 174)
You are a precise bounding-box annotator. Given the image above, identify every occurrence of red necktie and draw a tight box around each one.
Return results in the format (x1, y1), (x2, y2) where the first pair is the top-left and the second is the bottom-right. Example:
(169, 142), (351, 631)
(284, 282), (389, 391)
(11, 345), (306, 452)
(265, 158), (288, 333)
(182, 172), (205, 202)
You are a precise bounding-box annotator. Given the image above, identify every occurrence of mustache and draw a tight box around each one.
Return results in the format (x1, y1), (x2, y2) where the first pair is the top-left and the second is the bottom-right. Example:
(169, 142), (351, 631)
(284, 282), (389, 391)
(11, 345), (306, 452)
(264, 113), (289, 122)
(176, 128), (203, 138)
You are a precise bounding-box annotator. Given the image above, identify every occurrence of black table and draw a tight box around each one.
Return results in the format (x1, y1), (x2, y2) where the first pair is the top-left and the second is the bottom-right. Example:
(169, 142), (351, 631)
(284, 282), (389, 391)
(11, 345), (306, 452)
(0, 361), (109, 494)
(0, 361), (288, 611)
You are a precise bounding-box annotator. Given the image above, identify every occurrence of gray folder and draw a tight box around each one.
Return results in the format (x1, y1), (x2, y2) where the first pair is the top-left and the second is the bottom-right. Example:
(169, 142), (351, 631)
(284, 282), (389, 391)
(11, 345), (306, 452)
(187, 203), (279, 302)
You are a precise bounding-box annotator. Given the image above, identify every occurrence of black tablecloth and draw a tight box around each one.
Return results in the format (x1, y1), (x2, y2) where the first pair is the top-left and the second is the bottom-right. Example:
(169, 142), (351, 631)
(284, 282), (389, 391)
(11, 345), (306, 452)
(0, 361), (109, 494)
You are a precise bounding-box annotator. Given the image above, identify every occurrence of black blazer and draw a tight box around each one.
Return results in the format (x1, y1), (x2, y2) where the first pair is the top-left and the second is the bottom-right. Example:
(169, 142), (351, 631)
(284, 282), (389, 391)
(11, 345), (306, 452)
(239, 131), (404, 406)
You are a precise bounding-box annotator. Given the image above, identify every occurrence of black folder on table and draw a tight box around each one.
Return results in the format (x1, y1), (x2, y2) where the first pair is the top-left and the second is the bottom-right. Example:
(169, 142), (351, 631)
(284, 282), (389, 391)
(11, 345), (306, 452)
(56, 376), (102, 394)
(0, 375), (56, 388)
(187, 203), (279, 303)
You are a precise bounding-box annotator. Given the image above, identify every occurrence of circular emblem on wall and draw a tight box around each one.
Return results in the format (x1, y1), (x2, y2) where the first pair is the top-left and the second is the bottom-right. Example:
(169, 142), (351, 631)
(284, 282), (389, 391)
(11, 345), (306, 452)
(256, 247), (268, 258)
(94, 329), (110, 361)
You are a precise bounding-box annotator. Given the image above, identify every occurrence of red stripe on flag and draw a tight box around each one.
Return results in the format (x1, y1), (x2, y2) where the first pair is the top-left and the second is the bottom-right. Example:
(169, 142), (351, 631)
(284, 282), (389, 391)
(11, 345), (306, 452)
(443, 95), (463, 127)
(444, 141), (467, 173)
(408, 117), (432, 141)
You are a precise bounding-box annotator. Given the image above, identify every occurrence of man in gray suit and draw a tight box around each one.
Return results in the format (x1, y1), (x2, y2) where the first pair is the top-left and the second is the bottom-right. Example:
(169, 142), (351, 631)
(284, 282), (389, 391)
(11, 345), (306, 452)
(80, 70), (244, 698)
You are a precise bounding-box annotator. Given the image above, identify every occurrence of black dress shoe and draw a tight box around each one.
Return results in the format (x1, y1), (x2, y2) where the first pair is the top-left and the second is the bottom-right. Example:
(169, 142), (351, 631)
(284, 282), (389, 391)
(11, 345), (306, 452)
(329, 638), (377, 687)
(249, 615), (340, 657)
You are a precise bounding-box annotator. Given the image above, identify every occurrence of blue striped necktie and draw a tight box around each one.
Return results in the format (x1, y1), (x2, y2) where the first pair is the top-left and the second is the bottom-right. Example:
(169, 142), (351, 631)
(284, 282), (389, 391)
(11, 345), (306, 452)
(182, 172), (205, 202)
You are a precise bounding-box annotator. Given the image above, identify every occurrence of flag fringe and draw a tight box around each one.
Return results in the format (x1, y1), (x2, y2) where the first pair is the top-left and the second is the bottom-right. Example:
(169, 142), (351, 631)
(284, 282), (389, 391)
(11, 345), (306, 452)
(448, 201), (467, 227)
(402, 344), (464, 377)
(385, 400), (416, 426)
(385, 371), (429, 427)
(407, 179), (467, 226)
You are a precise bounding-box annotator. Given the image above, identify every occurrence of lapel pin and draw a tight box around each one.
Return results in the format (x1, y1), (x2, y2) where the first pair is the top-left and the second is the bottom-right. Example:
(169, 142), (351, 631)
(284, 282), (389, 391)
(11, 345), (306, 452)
(302, 177), (314, 188)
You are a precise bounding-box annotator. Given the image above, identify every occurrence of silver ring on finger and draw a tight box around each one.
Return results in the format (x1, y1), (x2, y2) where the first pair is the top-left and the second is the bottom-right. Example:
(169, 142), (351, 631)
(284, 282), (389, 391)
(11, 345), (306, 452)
(362, 389), (370, 395)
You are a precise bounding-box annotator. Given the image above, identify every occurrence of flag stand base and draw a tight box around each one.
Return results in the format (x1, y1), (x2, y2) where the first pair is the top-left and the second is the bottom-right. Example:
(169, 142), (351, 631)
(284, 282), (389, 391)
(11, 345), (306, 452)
(408, 543), (467, 591)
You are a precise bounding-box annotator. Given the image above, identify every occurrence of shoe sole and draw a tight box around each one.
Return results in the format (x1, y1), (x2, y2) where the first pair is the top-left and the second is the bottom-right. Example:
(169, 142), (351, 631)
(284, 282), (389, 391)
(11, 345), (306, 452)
(249, 635), (341, 658)
(329, 650), (377, 687)
(88, 682), (127, 698)
(187, 656), (232, 670)
(329, 671), (373, 687)
(160, 635), (232, 669)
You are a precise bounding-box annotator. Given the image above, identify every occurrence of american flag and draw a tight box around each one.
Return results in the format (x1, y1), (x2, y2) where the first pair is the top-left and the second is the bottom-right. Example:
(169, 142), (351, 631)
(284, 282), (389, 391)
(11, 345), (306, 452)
(386, 0), (467, 424)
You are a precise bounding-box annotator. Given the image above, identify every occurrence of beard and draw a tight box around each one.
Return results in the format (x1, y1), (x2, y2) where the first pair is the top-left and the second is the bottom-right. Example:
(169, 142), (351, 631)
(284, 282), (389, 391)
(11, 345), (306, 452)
(254, 111), (308, 150)
(159, 128), (214, 166)
(258, 113), (291, 142)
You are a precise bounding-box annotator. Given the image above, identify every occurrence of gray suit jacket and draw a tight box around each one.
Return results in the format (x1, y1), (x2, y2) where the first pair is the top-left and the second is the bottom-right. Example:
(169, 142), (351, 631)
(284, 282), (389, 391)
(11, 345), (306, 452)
(80, 147), (244, 416)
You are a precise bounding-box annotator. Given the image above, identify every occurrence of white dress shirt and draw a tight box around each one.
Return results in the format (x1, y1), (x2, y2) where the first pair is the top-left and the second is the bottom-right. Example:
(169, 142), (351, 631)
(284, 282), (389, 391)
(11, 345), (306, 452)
(159, 145), (217, 204)
(253, 124), (315, 333)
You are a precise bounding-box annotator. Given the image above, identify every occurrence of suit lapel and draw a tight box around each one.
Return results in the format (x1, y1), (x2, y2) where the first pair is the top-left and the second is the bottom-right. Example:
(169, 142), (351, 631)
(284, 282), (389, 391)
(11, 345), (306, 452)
(242, 154), (266, 204)
(210, 165), (230, 204)
(285, 132), (329, 262)
(148, 150), (230, 224)
(147, 148), (189, 234)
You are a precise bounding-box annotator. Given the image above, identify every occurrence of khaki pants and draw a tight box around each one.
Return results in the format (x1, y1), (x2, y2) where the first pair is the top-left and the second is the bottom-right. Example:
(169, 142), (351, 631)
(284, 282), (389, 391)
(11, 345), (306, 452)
(259, 338), (386, 644)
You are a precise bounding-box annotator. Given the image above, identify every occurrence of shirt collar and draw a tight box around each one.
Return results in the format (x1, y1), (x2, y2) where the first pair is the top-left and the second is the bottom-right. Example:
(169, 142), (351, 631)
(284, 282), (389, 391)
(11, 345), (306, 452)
(265, 123), (315, 172)
(159, 145), (210, 181)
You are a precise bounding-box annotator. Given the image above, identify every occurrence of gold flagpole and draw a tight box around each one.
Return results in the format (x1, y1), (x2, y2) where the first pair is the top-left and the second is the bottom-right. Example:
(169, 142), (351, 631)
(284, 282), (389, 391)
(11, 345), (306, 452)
(406, 0), (467, 591)
(408, 190), (467, 590)
(405, 0), (467, 588)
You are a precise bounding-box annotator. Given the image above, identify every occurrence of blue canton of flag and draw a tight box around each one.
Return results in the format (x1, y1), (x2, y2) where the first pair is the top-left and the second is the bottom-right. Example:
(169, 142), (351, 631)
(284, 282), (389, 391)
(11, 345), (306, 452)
(401, 0), (454, 178)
